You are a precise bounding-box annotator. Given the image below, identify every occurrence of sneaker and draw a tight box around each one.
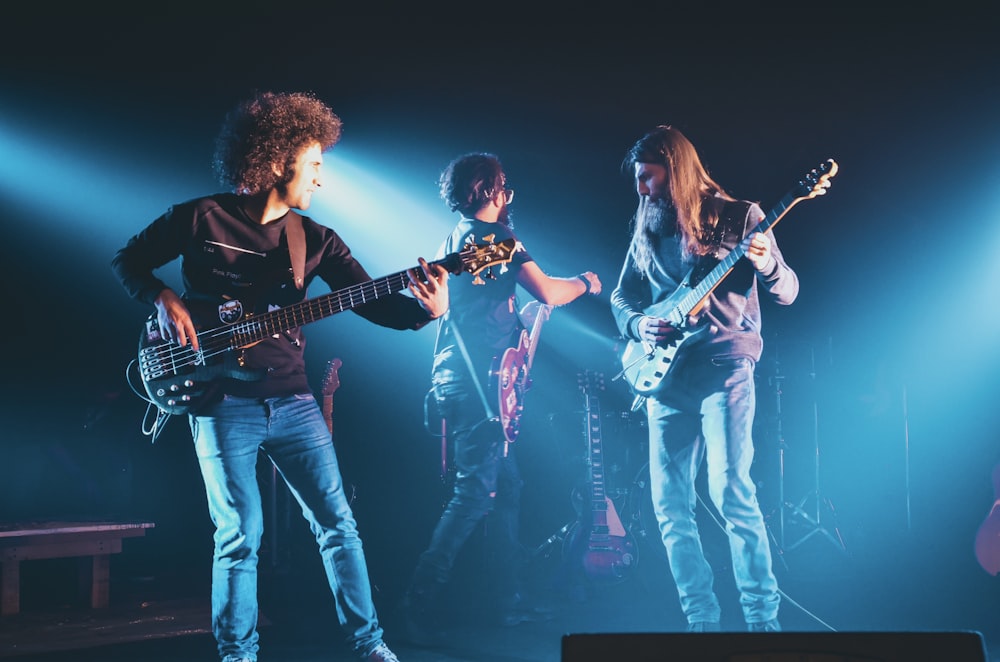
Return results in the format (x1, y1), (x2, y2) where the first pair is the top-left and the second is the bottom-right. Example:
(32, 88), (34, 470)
(363, 641), (400, 662)
(686, 621), (721, 632)
(747, 619), (781, 632)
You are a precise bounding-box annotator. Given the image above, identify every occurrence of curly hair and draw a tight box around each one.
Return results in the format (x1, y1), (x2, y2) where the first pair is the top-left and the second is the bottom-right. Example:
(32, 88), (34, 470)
(438, 152), (506, 217)
(212, 91), (343, 195)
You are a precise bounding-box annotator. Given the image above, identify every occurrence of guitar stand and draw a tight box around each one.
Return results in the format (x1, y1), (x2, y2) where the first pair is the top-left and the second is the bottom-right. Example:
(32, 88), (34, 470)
(783, 490), (847, 554)
(531, 520), (575, 559)
(771, 344), (849, 558)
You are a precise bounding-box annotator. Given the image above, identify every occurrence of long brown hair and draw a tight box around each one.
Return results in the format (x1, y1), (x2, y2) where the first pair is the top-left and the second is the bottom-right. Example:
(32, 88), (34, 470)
(622, 125), (734, 272)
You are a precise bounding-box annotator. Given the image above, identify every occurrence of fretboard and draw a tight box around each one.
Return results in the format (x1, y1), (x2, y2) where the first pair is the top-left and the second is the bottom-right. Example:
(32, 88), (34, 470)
(587, 393), (608, 510)
(210, 268), (416, 349)
(671, 191), (802, 324)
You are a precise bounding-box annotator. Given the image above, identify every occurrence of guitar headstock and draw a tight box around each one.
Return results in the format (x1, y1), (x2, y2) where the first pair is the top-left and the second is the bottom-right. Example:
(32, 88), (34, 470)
(794, 158), (839, 201)
(321, 358), (342, 397)
(577, 369), (606, 397)
(442, 236), (521, 279)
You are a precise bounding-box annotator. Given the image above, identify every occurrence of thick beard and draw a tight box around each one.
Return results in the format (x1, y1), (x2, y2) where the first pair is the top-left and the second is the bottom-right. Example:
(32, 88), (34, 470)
(642, 198), (676, 236)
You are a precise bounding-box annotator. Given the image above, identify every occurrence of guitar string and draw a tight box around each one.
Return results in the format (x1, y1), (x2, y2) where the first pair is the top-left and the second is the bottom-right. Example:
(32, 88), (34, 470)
(140, 241), (517, 377)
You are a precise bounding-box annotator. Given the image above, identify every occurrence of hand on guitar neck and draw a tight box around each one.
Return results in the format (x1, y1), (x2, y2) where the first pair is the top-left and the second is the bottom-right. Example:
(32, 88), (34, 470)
(617, 159), (838, 397)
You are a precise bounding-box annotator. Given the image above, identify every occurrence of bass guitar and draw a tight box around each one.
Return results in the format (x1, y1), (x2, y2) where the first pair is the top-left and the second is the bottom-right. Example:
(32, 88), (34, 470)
(491, 300), (553, 444)
(618, 159), (838, 396)
(565, 370), (637, 584)
(134, 238), (518, 415)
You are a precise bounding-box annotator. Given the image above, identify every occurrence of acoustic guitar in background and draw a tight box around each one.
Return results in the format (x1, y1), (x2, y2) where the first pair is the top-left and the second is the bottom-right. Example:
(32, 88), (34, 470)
(974, 462), (1000, 576)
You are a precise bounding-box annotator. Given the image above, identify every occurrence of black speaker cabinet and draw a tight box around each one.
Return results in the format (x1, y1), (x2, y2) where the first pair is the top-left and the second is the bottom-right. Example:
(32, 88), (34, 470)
(561, 631), (988, 661)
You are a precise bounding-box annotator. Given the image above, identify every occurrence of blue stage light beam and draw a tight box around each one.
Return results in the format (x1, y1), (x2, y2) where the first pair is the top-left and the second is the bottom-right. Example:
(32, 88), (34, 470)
(310, 148), (455, 273)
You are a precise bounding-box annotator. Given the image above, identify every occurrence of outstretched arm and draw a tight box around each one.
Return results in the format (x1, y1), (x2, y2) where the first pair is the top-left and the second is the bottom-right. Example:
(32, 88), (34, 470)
(516, 261), (602, 306)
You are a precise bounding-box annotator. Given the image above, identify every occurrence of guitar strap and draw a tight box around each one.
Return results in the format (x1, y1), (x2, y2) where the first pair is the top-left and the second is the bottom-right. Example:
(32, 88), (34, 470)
(286, 211), (306, 290)
(441, 312), (497, 420)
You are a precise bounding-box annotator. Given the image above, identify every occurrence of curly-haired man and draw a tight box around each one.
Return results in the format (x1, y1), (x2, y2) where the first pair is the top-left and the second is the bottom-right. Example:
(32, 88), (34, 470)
(112, 90), (449, 662)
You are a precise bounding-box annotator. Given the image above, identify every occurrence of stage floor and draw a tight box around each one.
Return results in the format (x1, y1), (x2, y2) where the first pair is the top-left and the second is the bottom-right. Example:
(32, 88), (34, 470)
(2, 522), (998, 662)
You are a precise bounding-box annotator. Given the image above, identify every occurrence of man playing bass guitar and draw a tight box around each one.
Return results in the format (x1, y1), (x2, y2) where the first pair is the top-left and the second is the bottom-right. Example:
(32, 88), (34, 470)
(111, 91), (449, 662)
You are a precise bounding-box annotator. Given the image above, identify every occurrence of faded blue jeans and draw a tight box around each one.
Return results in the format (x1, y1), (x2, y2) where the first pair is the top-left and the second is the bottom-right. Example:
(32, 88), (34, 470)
(405, 380), (524, 614)
(190, 393), (384, 661)
(646, 357), (779, 627)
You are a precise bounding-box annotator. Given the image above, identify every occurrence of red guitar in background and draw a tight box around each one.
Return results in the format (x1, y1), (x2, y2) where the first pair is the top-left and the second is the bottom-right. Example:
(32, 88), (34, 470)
(564, 370), (637, 585)
(320, 358), (342, 436)
(975, 462), (1000, 575)
(492, 300), (553, 445)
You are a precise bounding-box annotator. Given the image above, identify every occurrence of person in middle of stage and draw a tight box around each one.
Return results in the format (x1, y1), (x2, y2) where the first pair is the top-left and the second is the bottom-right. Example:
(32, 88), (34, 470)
(396, 151), (602, 643)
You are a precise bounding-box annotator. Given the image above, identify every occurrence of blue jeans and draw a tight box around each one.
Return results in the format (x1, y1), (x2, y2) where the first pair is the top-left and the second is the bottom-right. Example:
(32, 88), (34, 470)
(646, 357), (779, 626)
(406, 382), (523, 612)
(190, 393), (383, 660)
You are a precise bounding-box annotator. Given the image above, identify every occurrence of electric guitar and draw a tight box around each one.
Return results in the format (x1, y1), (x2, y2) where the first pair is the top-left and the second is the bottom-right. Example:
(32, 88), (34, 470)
(565, 370), (637, 584)
(320, 358), (342, 436)
(491, 300), (553, 444)
(135, 238), (518, 415)
(618, 159), (839, 396)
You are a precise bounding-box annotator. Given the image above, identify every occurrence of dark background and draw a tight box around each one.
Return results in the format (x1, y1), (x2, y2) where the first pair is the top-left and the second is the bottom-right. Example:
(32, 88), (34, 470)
(2, 4), (998, 640)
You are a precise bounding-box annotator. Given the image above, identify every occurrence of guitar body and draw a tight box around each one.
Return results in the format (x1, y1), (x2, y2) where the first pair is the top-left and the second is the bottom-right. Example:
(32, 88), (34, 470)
(564, 498), (638, 585)
(320, 358), (342, 436)
(494, 331), (530, 444)
(975, 463), (1000, 576)
(618, 159), (838, 397)
(619, 291), (704, 396)
(490, 301), (553, 444)
(138, 301), (269, 415)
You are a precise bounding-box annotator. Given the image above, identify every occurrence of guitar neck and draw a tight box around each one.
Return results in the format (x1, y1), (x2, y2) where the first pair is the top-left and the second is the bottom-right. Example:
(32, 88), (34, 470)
(672, 192), (803, 323)
(198, 267), (420, 348)
(585, 392), (608, 509)
(523, 303), (553, 375)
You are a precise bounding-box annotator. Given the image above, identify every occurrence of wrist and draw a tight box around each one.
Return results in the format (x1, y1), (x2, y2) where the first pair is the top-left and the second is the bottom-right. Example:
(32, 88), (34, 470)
(577, 274), (592, 294)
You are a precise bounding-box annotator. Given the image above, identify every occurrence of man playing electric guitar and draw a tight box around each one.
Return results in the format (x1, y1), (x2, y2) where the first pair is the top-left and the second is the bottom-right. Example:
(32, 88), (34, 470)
(611, 125), (814, 634)
(396, 152), (602, 644)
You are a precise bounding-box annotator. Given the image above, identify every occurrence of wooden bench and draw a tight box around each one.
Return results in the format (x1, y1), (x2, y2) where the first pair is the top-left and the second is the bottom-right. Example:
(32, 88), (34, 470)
(0, 520), (154, 616)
